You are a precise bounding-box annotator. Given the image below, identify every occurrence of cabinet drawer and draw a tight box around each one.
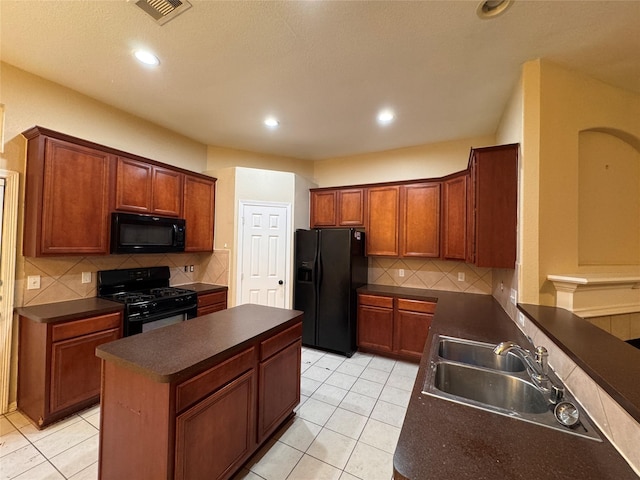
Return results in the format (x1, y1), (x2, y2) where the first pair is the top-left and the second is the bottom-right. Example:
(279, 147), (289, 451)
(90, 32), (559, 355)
(51, 312), (122, 342)
(397, 299), (436, 314)
(358, 294), (393, 309)
(176, 347), (255, 413)
(259, 323), (303, 361)
(197, 290), (227, 308)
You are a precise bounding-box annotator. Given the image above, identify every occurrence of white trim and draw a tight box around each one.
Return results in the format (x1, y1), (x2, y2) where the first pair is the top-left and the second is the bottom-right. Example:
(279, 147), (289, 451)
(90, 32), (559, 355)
(0, 169), (19, 414)
(236, 200), (292, 308)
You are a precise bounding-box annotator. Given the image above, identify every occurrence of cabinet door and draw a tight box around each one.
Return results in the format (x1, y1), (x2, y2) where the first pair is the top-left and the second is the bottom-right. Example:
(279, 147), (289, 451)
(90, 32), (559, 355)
(258, 340), (301, 442)
(442, 175), (467, 260)
(394, 308), (433, 360)
(470, 145), (518, 268)
(367, 186), (400, 256)
(310, 190), (337, 227)
(184, 175), (216, 252)
(357, 304), (394, 352)
(50, 328), (120, 413)
(401, 183), (440, 257)
(39, 138), (113, 255)
(175, 370), (256, 480)
(152, 166), (183, 217)
(115, 157), (153, 213)
(338, 188), (365, 226)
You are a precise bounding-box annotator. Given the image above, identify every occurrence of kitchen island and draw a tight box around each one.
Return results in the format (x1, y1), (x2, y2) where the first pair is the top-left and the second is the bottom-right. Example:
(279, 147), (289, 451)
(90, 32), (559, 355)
(373, 286), (640, 480)
(96, 304), (303, 480)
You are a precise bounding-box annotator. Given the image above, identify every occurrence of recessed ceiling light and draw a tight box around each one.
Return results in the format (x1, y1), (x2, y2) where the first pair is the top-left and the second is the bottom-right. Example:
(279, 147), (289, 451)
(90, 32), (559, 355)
(133, 49), (160, 66)
(264, 117), (279, 128)
(377, 109), (395, 126)
(476, 0), (514, 19)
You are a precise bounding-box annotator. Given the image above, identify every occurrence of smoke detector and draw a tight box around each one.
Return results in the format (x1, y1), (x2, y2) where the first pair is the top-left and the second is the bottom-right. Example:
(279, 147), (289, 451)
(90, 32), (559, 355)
(135, 0), (192, 25)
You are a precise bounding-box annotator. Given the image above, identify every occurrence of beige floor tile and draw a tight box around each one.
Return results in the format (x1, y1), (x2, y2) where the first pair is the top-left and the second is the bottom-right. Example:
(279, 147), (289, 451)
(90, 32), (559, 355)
(11, 460), (64, 480)
(32, 420), (98, 459)
(20, 415), (83, 443)
(0, 416), (17, 436)
(324, 372), (358, 390)
(359, 419), (401, 454)
(49, 433), (99, 477)
(344, 442), (393, 480)
(359, 367), (391, 385)
(296, 398), (337, 426)
(370, 400), (407, 428)
(303, 365), (333, 383)
(335, 362), (366, 377)
(0, 429), (29, 457)
(385, 373), (416, 392)
(339, 391), (377, 417)
(378, 385), (411, 408)
(287, 454), (341, 480)
(0, 444), (47, 479)
(277, 417), (322, 451)
(368, 357), (396, 373)
(5, 411), (32, 429)
(300, 377), (322, 397)
(306, 428), (356, 470)
(68, 461), (99, 480)
(324, 408), (368, 440)
(248, 440), (303, 480)
(311, 384), (349, 406)
(350, 378), (384, 399)
(231, 467), (265, 480)
(314, 356), (345, 371)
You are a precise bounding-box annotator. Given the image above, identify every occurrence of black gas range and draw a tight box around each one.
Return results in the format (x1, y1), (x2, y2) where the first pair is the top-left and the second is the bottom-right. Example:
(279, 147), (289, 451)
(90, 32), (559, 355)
(97, 266), (197, 336)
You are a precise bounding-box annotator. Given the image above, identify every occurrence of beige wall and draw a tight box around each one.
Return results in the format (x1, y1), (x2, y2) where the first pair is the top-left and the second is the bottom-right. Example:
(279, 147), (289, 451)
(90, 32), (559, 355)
(536, 60), (640, 306)
(313, 135), (496, 187)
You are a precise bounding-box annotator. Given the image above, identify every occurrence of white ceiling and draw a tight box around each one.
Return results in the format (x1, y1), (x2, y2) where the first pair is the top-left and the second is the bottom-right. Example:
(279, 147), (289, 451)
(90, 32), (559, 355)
(1, 1), (639, 161)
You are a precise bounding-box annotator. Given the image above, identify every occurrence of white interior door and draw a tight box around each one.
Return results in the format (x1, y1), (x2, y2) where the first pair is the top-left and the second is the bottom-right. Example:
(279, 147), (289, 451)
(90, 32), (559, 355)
(238, 202), (290, 307)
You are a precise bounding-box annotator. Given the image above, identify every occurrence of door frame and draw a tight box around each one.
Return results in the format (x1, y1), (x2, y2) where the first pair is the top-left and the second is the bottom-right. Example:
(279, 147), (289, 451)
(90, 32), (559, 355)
(236, 200), (292, 308)
(0, 169), (19, 413)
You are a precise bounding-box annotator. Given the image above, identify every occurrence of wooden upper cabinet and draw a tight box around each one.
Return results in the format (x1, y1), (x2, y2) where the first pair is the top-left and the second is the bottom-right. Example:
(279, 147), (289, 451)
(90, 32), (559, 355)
(441, 174), (468, 260)
(23, 129), (114, 256)
(310, 190), (337, 227)
(338, 188), (365, 226)
(115, 157), (183, 217)
(310, 188), (365, 228)
(184, 174), (216, 252)
(367, 186), (400, 256)
(400, 183), (440, 258)
(468, 144), (518, 268)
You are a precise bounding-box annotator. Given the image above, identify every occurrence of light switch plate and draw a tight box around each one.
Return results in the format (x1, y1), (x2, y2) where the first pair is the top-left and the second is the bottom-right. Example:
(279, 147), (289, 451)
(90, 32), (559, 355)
(27, 275), (41, 290)
(81, 272), (91, 284)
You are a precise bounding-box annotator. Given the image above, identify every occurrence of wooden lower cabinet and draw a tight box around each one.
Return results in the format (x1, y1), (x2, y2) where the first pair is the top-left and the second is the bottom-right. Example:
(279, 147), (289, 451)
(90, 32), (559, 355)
(18, 311), (122, 428)
(197, 290), (228, 316)
(357, 294), (435, 361)
(175, 370), (256, 480)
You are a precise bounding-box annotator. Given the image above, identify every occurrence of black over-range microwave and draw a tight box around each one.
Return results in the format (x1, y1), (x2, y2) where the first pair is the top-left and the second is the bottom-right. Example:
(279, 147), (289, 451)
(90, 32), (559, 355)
(111, 212), (186, 254)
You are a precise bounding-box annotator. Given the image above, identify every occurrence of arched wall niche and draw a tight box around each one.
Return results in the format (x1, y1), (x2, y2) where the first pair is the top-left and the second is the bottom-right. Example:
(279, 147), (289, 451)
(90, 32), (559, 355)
(578, 128), (640, 266)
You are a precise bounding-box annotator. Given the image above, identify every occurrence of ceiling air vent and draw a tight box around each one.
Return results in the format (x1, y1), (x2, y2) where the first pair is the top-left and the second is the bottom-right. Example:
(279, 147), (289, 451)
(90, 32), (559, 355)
(135, 0), (192, 25)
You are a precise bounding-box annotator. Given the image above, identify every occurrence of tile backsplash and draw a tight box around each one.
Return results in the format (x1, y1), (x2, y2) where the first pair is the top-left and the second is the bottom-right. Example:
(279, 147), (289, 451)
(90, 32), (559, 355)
(587, 313), (640, 341)
(368, 257), (492, 295)
(15, 250), (230, 307)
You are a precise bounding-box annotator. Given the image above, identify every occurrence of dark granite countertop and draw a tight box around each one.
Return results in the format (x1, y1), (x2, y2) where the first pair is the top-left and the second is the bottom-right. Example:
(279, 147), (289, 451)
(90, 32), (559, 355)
(179, 282), (228, 295)
(15, 298), (124, 324)
(357, 284), (438, 303)
(382, 286), (638, 480)
(96, 304), (302, 384)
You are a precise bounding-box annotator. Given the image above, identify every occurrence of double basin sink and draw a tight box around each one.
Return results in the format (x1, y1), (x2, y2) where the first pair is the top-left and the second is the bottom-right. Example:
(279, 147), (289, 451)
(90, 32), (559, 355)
(422, 335), (602, 441)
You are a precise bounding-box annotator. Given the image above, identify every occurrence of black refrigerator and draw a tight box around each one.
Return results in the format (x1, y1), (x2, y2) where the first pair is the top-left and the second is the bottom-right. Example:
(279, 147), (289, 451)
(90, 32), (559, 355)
(294, 228), (368, 357)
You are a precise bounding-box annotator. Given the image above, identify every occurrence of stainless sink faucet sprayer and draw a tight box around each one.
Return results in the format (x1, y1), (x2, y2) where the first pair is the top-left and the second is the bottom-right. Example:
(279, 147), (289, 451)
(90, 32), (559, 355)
(493, 341), (564, 403)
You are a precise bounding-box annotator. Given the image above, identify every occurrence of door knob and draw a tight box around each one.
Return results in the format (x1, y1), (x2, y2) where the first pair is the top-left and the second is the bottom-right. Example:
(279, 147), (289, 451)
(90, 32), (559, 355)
(278, 280), (284, 285)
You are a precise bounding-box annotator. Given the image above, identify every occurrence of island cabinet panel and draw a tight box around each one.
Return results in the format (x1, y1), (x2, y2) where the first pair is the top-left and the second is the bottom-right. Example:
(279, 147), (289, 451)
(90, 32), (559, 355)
(366, 186), (400, 256)
(357, 294), (435, 361)
(183, 174), (216, 252)
(22, 129), (114, 256)
(18, 311), (122, 428)
(400, 182), (440, 258)
(114, 157), (183, 217)
(196, 290), (228, 317)
(258, 323), (302, 442)
(467, 144), (518, 268)
(441, 174), (468, 260)
(175, 370), (256, 480)
(357, 294), (394, 353)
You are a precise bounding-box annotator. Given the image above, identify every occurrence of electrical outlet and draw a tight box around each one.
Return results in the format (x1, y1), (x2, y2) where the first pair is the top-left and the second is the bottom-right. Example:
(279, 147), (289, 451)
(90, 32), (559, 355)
(457, 272), (465, 282)
(81, 272), (91, 284)
(510, 288), (517, 305)
(517, 312), (526, 327)
(27, 275), (41, 290)
(398, 269), (405, 277)
(189, 265), (194, 272)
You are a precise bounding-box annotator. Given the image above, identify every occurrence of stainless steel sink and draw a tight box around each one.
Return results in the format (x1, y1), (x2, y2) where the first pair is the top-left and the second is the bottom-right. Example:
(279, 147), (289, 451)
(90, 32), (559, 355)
(422, 334), (602, 441)
(434, 362), (548, 413)
(438, 337), (525, 372)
